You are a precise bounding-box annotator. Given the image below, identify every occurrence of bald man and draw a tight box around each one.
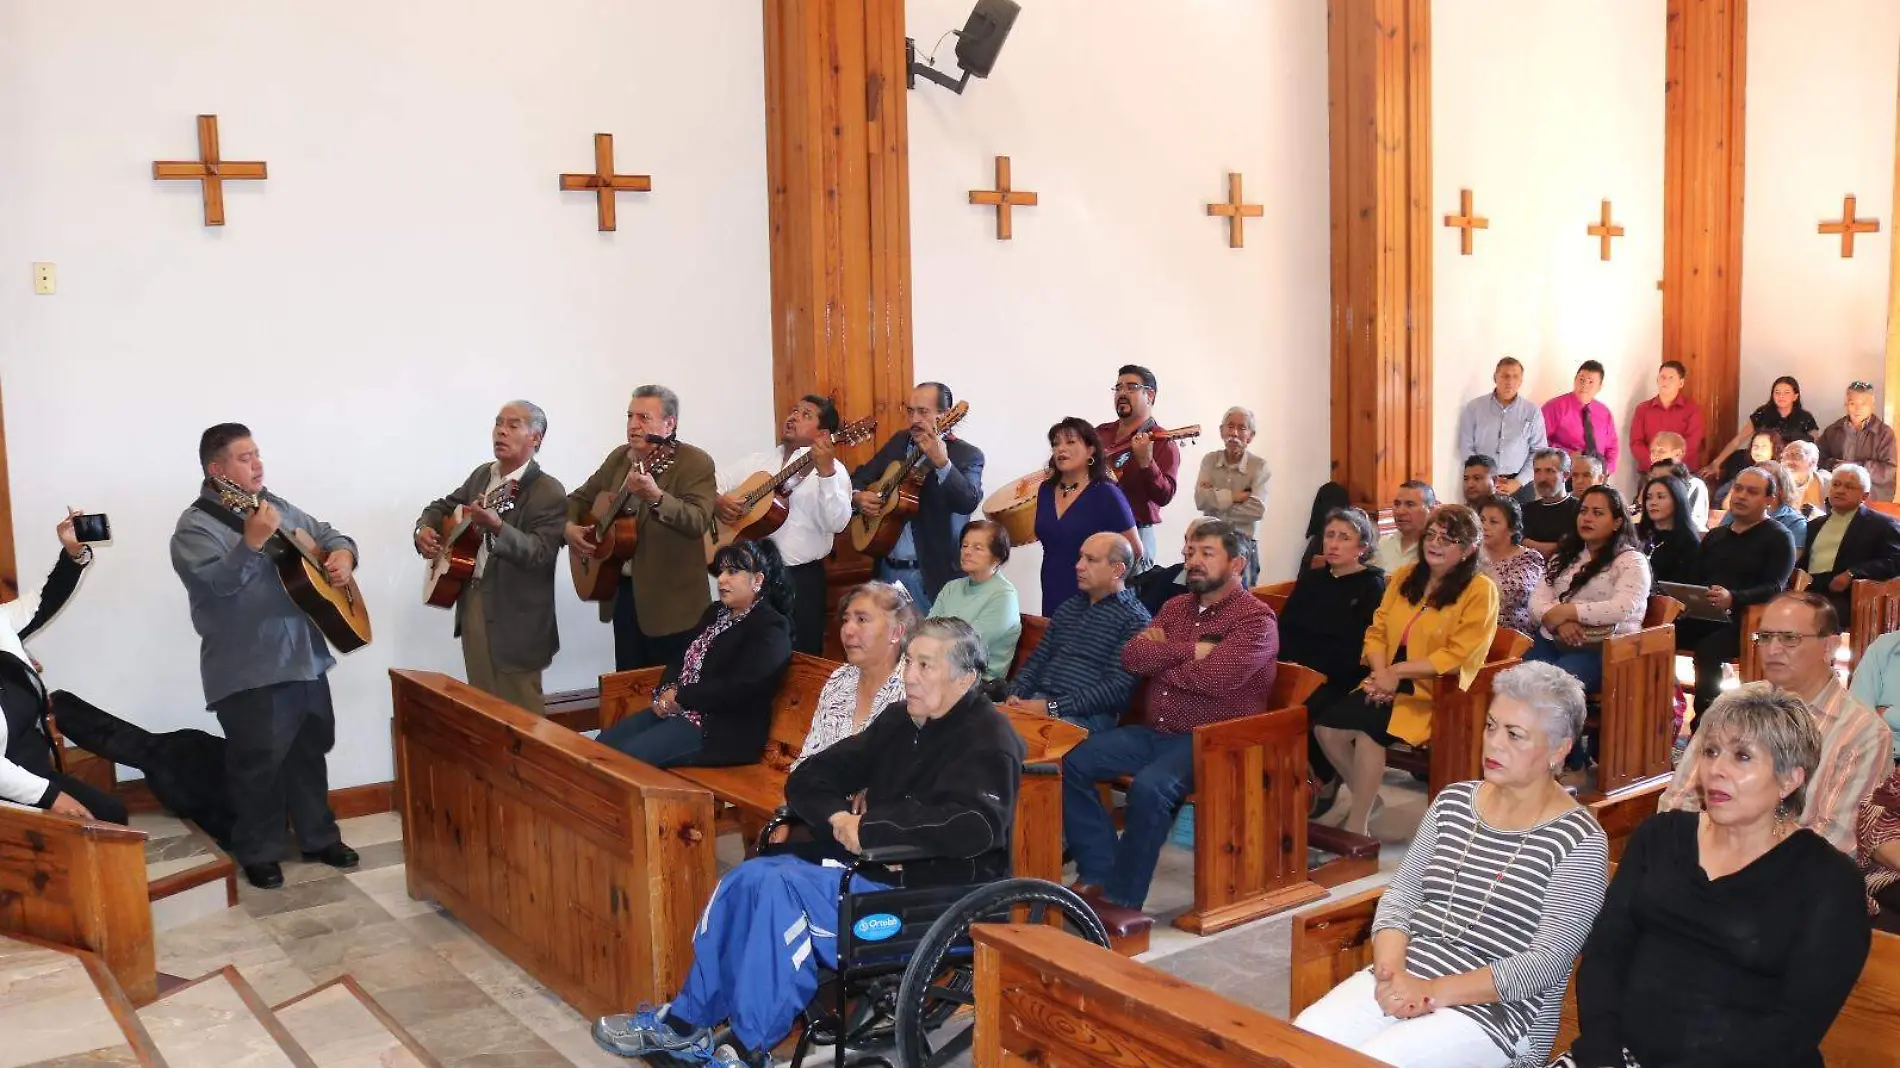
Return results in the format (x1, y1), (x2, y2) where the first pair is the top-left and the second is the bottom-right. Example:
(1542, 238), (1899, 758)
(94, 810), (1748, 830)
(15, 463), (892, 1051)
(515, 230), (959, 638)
(1006, 533), (1152, 733)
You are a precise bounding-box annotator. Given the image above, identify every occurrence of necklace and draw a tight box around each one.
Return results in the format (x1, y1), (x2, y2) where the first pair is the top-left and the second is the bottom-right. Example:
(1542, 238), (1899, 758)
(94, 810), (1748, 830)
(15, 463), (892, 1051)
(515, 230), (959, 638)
(1057, 479), (1082, 493)
(1431, 790), (1541, 942)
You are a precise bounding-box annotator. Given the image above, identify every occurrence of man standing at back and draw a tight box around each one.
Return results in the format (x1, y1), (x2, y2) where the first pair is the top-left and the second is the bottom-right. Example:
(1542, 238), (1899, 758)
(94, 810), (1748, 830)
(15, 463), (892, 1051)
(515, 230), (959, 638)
(1819, 381), (1897, 501)
(851, 382), (985, 613)
(1456, 357), (1545, 496)
(1629, 360), (1705, 472)
(1097, 364), (1180, 567)
(171, 424), (359, 890)
(1542, 360), (1620, 476)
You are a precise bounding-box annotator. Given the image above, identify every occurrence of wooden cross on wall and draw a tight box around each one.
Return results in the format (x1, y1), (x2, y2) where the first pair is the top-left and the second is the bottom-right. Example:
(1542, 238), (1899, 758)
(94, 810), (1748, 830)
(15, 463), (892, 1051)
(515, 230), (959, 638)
(1205, 173), (1264, 248)
(1819, 194), (1880, 258)
(1444, 188), (1489, 255)
(559, 133), (652, 232)
(969, 156), (1038, 240)
(152, 115), (268, 227)
(1587, 199), (1626, 261)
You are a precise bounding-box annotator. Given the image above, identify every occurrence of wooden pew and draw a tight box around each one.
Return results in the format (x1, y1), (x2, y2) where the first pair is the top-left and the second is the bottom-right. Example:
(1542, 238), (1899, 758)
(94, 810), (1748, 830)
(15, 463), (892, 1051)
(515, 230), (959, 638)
(0, 803), (154, 1005)
(1737, 602), (1769, 684)
(1253, 579), (1296, 616)
(1585, 596), (1682, 800)
(597, 653), (1085, 886)
(1009, 613), (1049, 679)
(391, 669), (718, 1021)
(1385, 629), (1533, 798)
(1849, 577), (1900, 673)
(972, 921), (1387, 1068)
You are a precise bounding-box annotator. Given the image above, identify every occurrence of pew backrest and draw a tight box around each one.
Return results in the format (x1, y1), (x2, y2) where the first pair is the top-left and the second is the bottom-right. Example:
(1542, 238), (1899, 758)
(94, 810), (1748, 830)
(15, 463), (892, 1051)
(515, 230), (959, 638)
(1252, 580), (1297, 617)
(1849, 578), (1900, 673)
(0, 804), (153, 1005)
(600, 653), (840, 772)
(1010, 613), (1049, 679)
(1641, 594), (1684, 628)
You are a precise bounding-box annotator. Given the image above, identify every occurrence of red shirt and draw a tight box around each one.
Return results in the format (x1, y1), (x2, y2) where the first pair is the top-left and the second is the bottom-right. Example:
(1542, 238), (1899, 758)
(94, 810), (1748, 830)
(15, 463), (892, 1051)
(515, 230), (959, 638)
(1095, 418), (1180, 527)
(1121, 584), (1278, 734)
(1629, 393), (1706, 471)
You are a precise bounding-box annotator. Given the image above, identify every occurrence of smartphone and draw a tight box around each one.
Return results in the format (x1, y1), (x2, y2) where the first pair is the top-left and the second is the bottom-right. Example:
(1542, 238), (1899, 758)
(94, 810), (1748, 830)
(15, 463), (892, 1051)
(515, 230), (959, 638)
(72, 513), (111, 543)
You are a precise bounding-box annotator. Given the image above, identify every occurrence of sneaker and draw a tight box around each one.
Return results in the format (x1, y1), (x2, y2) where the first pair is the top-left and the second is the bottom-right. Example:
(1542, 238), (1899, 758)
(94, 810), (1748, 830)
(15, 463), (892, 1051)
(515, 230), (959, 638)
(709, 1045), (770, 1068)
(593, 1004), (711, 1059)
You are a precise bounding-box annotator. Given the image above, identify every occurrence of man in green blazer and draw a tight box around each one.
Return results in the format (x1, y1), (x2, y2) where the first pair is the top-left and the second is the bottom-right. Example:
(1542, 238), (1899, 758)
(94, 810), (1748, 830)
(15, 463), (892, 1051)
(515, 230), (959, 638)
(565, 385), (718, 670)
(416, 400), (568, 713)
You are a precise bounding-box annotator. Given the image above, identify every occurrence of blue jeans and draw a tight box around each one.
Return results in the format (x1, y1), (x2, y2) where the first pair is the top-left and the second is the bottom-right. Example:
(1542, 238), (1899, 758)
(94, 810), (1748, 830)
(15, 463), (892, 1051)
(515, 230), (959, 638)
(1060, 712), (1120, 734)
(597, 708), (704, 768)
(1524, 633), (1604, 693)
(877, 560), (932, 615)
(1061, 725), (1194, 909)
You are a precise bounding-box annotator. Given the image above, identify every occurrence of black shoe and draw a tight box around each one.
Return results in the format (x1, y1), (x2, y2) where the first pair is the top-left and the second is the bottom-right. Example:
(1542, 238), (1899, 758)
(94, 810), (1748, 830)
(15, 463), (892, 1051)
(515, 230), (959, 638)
(244, 862), (284, 889)
(1309, 780), (1342, 821)
(301, 843), (360, 869)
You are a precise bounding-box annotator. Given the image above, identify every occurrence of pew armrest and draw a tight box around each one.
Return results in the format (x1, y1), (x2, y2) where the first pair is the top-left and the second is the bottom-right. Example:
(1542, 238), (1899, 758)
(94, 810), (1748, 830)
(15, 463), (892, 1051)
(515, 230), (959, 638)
(1288, 885), (1388, 1019)
(858, 842), (933, 864)
(599, 667), (667, 729)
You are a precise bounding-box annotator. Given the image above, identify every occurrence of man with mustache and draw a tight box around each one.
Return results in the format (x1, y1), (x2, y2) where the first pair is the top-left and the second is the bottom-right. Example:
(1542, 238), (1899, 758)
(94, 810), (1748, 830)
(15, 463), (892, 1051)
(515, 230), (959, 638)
(1096, 365), (1179, 568)
(1519, 449), (1581, 558)
(415, 401), (567, 713)
(851, 382), (985, 613)
(1193, 407), (1269, 586)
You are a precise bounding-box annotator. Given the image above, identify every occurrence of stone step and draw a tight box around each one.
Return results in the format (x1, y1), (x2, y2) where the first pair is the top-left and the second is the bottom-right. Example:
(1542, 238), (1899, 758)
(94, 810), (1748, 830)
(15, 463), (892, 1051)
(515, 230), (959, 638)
(272, 977), (441, 1068)
(136, 966), (315, 1068)
(1, 932), (165, 1067)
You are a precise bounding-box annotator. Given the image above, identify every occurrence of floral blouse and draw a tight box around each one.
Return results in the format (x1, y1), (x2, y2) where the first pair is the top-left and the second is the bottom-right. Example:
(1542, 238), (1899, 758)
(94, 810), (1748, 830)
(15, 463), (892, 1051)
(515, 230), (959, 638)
(793, 657), (908, 767)
(1526, 546), (1653, 642)
(1482, 547), (1545, 636)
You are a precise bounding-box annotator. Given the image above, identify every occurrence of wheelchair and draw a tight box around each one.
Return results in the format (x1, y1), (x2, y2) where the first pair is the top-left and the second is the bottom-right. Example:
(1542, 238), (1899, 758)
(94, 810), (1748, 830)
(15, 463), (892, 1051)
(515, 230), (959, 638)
(757, 806), (1111, 1068)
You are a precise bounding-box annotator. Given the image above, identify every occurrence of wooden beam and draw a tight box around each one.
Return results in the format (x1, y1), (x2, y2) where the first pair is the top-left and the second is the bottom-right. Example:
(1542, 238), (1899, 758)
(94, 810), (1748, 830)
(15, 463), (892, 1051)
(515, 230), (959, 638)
(1886, 41), (1900, 428)
(1663, 0), (1748, 466)
(1327, 0), (1433, 508)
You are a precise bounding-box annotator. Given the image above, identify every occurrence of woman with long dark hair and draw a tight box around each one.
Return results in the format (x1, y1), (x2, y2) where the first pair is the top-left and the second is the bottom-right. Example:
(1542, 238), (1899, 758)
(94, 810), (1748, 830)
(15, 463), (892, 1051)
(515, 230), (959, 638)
(1636, 474), (1701, 585)
(1524, 486), (1652, 692)
(1032, 417), (1141, 614)
(1702, 376), (1819, 486)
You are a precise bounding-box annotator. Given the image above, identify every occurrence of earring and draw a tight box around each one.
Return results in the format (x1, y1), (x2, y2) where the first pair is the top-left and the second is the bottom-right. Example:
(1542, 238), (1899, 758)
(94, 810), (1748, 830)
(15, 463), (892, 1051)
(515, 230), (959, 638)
(1088, 456), (1097, 466)
(752, 584), (762, 594)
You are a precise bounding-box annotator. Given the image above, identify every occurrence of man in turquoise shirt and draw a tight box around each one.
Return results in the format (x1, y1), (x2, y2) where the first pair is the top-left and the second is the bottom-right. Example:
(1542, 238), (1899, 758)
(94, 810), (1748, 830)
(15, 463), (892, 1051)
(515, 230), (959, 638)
(1851, 629), (1900, 759)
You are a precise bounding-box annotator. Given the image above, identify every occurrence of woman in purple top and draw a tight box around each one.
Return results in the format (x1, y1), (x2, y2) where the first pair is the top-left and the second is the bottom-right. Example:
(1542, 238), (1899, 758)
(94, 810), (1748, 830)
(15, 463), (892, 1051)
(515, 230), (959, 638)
(1033, 418), (1141, 615)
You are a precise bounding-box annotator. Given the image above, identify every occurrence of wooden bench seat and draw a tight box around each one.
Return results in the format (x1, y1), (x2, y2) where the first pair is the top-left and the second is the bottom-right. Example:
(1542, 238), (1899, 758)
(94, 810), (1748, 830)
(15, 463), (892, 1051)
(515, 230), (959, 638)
(1584, 595), (1682, 801)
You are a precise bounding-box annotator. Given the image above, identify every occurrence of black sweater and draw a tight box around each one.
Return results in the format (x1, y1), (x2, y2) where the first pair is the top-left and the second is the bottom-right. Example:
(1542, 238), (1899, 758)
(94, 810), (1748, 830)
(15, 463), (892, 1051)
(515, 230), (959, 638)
(1571, 812), (1869, 1068)
(1278, 564), (1386, 688)
(1643, 524), (1701, 586)
(661, 602), (793, 766)
(1692, 518), (1795, 611)
(784, 687), (1024, 887)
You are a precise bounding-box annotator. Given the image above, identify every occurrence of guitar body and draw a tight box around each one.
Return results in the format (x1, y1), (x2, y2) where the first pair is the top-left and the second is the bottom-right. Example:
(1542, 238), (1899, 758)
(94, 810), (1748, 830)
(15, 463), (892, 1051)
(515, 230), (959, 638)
(277, 528), (372, 652)
(571, 491), (642, 602)
(850, 461), (926, 556)
(708, 470), (791, 561)
(422, 516), (483, 609)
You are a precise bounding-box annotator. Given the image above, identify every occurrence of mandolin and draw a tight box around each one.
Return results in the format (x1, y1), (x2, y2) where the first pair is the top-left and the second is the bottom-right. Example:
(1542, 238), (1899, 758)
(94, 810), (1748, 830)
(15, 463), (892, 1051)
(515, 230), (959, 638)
(981, 424), (1201, 547)
(571, 438), (679, 602)
(708, 416), (878, 561)
(211, 478), (373, 653)
(849, 402), (971, 557)
(421, 480), (521, 609)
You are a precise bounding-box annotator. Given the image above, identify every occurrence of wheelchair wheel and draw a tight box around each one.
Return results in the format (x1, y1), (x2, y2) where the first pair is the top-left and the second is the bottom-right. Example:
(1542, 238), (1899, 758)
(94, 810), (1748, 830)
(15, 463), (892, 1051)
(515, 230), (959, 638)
(891, 879), (1110, 1068)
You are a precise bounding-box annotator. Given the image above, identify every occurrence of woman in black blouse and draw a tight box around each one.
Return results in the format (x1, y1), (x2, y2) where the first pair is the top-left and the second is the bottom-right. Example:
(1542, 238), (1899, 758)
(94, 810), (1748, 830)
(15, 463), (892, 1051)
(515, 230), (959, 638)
(597, 539), (794, 768)
(1701, 376), (1820, 486)
(1557, 684), (1870, 1068)
(1279, 506), (1387, 819)
(1636, 474), (1700, 585)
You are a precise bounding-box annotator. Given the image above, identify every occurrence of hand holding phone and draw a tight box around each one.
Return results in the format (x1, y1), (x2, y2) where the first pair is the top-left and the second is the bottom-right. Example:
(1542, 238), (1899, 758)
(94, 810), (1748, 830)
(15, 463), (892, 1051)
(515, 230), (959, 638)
(71, 513), (111, 544)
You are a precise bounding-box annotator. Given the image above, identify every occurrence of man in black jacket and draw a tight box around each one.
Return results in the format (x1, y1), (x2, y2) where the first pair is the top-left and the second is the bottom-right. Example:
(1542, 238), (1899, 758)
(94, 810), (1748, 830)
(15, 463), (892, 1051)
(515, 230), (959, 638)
(1679, 466), (1797, 714)
(593, 618), (1022, 1067)
(850, 383), (984, 612)
(1799, 463), (1900, 620)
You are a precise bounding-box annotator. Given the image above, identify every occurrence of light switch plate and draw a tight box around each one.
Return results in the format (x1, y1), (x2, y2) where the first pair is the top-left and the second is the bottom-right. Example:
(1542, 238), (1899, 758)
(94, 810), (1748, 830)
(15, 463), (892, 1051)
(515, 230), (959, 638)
(32, 262), (55, 295)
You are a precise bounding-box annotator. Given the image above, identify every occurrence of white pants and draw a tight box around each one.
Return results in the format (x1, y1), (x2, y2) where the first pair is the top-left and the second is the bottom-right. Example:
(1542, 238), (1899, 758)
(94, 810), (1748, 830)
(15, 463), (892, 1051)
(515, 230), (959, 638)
(1293, 970), (1518, 1068)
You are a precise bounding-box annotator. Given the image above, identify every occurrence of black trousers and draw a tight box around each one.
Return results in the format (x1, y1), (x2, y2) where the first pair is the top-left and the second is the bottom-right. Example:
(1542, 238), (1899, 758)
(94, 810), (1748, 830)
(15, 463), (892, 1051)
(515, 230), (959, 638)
(212, 677), (341, 866)
(613, 576), (695, 672)
(785, 559), (829, 656)
(1676, 617), (1742, 715)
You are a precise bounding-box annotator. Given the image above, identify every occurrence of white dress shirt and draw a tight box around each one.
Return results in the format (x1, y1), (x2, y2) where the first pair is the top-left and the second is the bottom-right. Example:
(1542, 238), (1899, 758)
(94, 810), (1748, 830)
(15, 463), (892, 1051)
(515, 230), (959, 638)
(719, 444), (852, 568)
(0, 553), (86, 806)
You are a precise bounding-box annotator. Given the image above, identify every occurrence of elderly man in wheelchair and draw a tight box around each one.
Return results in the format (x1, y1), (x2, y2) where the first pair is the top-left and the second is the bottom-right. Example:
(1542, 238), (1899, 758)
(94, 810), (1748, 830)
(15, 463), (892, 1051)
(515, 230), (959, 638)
(594, 617), (1106, 1068)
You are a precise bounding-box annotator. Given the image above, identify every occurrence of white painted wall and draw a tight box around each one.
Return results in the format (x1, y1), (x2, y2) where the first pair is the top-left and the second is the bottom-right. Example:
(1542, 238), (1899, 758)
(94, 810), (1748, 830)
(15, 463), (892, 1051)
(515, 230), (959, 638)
(1739, 0), (1900, 436)
(906, 0), (1332, 609)
(0, 2), (772, 788)
(1432, 0), (1667, 497)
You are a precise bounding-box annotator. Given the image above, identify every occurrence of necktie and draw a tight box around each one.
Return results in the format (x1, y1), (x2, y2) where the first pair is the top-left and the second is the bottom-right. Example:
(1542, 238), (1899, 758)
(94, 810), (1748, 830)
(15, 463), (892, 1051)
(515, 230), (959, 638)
(1581, 402), (1598, 457)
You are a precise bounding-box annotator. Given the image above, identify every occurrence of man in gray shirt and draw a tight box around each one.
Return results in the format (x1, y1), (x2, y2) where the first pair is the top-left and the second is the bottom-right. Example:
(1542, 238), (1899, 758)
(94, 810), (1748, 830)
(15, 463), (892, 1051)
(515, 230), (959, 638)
(170, 423), (360, 889)
(1455, 356), (1547, 496)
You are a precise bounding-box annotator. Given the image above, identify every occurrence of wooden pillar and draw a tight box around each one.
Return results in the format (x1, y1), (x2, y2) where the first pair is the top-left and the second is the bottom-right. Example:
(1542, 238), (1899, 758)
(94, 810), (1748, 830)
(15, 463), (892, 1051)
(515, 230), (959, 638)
(1327, 0), (1433, 509)
(1886, 41), (1900, 430)
(1662, 0), (1748, 463)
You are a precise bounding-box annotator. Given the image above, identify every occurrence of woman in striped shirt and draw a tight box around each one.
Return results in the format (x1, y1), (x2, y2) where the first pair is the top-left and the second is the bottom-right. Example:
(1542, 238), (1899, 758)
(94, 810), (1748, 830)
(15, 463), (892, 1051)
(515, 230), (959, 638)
(1296, 662), (1609, 1067)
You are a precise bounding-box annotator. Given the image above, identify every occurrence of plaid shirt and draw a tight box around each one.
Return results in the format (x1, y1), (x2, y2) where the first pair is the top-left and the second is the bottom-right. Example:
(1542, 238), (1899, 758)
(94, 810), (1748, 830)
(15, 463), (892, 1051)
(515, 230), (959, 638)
(1659, 677), (1892, 856)
(1121, 583), (1278, 735)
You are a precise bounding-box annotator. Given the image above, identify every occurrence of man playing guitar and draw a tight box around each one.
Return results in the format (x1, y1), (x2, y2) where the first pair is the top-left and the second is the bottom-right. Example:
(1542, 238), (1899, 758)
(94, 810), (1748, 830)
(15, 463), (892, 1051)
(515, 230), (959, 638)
(169, 424), (359, 890)
(565, 385), (718, 670)
(415, 401), (568, 713)
(716, 395), (850, 654)
(1096, 364), (1180, 568)
(850, 382), (984, 612)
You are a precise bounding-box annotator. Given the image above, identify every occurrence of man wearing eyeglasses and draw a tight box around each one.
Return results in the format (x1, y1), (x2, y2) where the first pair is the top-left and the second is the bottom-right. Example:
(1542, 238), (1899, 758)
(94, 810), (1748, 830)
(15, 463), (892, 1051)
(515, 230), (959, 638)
(1659, 592), (1890, 857)
(1096, 365), (1179, 568)
(1818, 382), (1896, 501)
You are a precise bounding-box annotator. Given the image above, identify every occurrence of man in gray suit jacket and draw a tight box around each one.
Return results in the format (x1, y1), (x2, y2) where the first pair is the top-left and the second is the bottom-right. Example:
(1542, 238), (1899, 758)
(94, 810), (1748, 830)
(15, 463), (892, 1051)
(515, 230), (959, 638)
(416, 401), (567, 713)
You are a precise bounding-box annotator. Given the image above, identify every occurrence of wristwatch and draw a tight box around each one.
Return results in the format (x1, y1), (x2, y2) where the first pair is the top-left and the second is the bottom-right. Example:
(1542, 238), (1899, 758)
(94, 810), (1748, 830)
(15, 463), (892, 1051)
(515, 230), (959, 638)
(1045, 698), (1061, 719)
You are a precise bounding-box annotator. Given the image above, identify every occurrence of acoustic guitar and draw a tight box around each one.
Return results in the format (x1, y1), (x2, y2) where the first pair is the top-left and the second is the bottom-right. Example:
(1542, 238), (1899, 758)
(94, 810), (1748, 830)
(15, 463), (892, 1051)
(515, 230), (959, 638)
(708, 416), (878, 561)
(211, 478), (373, 653)
(981, 424), (1202, 547)
(570, 438), (680, 602)
(848, 402), (971, 557)
(421, 480), (521, 608)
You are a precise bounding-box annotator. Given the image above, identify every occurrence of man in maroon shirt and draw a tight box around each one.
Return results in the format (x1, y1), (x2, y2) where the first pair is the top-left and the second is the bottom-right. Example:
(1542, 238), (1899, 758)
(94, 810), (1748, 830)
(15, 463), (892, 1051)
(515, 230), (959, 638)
(1096, 364), (1181, 567)
(1061, 520), (1279, 910)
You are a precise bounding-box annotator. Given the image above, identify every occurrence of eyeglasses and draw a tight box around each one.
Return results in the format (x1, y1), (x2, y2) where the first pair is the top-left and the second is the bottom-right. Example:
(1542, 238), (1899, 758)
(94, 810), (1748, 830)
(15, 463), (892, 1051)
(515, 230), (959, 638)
(1110, 383), (1152, 395)
(1422, 530), (1468, 547)
(1751, 630), (1824, 649)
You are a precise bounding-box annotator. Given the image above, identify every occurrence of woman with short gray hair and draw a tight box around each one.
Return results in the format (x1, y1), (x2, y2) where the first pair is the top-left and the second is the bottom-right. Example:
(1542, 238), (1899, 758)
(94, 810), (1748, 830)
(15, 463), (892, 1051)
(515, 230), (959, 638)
(1558, 683), (1871, 1068)
(1297, 662), (1607, 1067)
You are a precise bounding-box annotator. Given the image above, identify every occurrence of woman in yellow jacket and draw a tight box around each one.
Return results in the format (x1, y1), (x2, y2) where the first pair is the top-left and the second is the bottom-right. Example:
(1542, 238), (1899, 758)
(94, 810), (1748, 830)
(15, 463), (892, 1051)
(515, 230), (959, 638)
(1313, 503), (1500, 835)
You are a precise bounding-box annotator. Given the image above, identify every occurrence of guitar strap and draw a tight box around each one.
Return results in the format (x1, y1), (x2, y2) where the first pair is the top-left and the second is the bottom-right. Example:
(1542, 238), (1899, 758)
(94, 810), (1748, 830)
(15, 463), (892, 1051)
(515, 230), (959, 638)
(192, 497), (289, 563)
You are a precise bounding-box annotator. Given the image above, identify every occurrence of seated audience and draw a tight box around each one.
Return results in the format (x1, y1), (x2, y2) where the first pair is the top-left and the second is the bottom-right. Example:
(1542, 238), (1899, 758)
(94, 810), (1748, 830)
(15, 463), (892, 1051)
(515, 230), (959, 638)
(928, 519), (1021, 679)
(1033, 417), (1141, 616)
(1280, 507), (1388, 819)
(597, 540), (794, 769)
(1463, 454), (1501, 507)
(1710, 430), (1782, 509)
(1297, 663), (1607, 1068)
(1798, 463), (1900, 622)
(1783, 438), (1830, 516)
(1562, 685), (1870, 1068)
(1194, 406), (1270, 586)
(1636, 474), (1701, 585)
(593, 619), (1022, 1068)
(1858, 766), (1900, 931)
(1645, 430), (1709, 529)
(1543, 360), (1621, 475)
(1702, 375), (1819, 488)
(1628, 360), (1705, 471)
(1661, 592), (1890, 855)
(1374, 481), (1436, 574)
(1675, 467), (1795, 717)
(1525, 486), (1652, 693)
(1818, 380), (1897, 501)
(1006, 533), (1150, 733)
(1521, 449), (1582, 557)
(792, 582), (917, 766)
(1456, 356), (1546, 497)
(1719, 459), (1807, 544)
(1062, 521), (1275, 910)
(1568, 452), (1606, 495)
(1478, 494), (1542, 636)
(1849, 626), (1900, 758)
(1313, 505), (1500, 836)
